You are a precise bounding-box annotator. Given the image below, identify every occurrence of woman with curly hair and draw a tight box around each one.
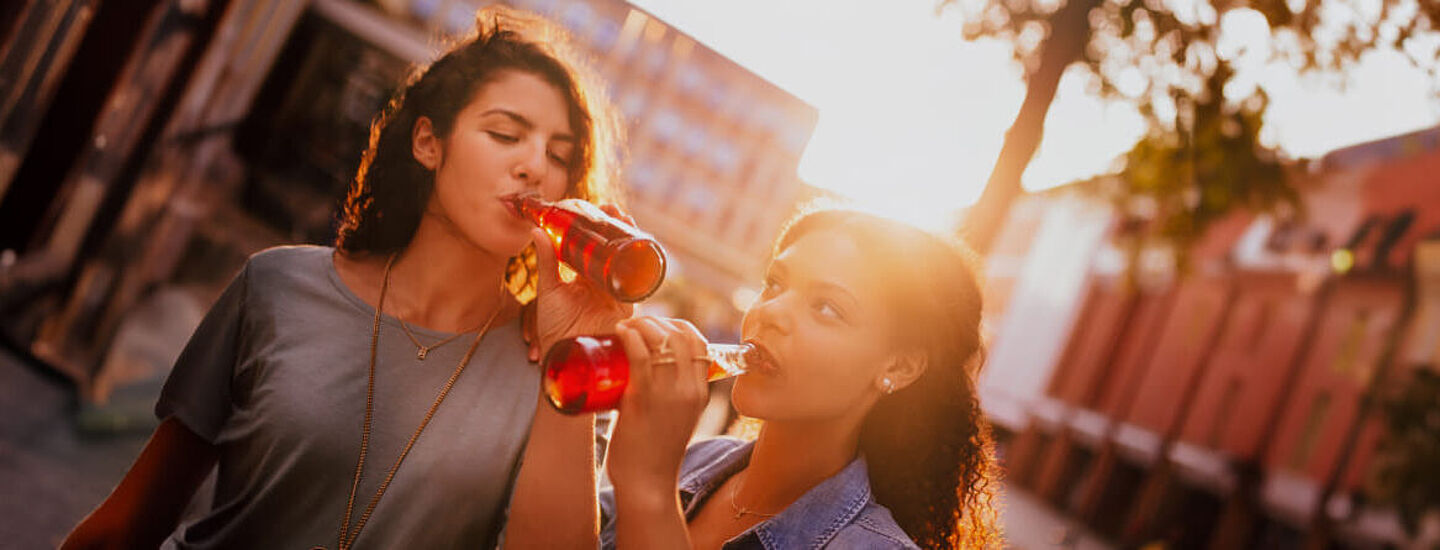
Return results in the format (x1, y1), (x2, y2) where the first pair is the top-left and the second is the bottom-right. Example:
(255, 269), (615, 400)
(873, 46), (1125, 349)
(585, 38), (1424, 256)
(599, 208), (1004, 549)
(64, 7), (627, 549)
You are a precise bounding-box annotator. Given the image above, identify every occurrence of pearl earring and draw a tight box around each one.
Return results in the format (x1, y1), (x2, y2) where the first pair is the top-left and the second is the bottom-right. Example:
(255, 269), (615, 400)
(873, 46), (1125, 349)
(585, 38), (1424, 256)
(881, 378), (895, 394)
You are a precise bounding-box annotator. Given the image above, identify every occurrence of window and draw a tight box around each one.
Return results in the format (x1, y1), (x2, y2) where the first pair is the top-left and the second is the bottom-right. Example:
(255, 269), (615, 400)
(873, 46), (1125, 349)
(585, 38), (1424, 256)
(1331, 310), (1370, 375)
(561, 3), (595, 36)
(592, 19), (620, 50)
(619, 90), (647, 118)
(707, 139), (739, 174)
(677, 66), (706, 94)
(641, 47), (667, 75)
(684, 185), (715, 215)
(682, 127), (707, 156)
(650, 109), (681, 144)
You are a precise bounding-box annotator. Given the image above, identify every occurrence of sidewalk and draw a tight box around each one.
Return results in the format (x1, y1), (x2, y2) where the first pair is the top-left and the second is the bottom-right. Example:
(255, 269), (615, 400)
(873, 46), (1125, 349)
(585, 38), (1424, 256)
(0, 348), (148, 548)
(1001, 488), (1116, 550)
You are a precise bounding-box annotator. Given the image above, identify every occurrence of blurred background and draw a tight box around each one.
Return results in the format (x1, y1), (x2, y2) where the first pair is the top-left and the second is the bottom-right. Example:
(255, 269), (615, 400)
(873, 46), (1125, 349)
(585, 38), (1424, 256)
(0, 0), (1437, 548)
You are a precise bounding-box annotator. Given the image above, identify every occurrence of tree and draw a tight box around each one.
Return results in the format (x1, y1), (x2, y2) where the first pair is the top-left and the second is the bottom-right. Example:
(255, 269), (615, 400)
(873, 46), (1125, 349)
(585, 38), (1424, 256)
(1370, 367), (1440, 544)
(1096, 61), (1298, 276)
(939, 0), (1440, 255)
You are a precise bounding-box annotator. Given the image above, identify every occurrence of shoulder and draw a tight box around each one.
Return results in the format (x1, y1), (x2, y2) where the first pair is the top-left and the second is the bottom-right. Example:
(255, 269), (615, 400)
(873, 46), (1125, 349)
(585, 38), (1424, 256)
(236, 245), (337, 293)
(828, 502), (920, 549)
(243, 245), (334, 278)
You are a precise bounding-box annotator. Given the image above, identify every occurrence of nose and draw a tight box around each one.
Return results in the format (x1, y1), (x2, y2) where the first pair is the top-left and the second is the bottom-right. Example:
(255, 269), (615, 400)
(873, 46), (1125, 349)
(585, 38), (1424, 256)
(511, 140), (549, 187)
(747, 292), (794, 337)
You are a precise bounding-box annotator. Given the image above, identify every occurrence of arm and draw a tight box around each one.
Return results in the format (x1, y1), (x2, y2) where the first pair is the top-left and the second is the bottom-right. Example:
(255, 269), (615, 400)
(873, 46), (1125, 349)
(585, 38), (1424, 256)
(62, 417), (217, 550)
(502, 225), (631, 549)
(501, 402), (600, 549)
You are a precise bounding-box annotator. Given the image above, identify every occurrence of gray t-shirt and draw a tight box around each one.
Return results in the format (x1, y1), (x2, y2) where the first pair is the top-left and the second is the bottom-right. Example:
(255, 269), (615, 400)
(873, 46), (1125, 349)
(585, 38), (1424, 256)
(155, 245), (541, 549)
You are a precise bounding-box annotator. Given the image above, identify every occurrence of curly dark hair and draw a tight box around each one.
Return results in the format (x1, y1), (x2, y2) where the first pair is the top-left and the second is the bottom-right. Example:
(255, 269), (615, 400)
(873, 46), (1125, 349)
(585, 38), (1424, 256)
(335, 6), (619, 299)
(772, 208), (1004, 549)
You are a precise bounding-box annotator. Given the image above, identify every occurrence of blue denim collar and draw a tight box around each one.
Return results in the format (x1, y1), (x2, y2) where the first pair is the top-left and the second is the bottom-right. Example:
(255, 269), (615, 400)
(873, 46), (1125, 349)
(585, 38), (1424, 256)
(676, 440), (874, 549)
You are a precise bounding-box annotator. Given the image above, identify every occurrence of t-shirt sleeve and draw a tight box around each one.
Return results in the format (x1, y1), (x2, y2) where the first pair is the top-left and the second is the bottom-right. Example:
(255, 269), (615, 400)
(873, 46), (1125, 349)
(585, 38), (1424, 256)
(154, 263), (250, 443)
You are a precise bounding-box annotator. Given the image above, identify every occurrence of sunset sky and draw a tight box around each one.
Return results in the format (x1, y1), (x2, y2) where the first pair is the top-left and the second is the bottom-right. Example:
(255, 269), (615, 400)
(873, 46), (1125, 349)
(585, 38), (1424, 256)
(630, 0), (1440, 230)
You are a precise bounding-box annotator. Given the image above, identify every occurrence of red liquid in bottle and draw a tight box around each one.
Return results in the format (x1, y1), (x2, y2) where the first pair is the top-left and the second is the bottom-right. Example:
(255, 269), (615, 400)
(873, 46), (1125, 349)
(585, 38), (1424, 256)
(505, 194), (667, 302)
(542, 335), (752, 414)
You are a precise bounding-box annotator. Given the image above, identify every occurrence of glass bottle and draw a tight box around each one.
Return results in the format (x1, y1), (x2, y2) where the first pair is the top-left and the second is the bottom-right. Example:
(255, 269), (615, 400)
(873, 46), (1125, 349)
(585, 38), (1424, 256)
(542, 335), (755, 413)
(504, 193), (667, 302)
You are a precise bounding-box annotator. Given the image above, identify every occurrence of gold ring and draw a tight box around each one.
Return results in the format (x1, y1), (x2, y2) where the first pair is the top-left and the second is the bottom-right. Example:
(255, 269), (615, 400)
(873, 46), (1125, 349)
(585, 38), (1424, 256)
(692, 355), (710, 362)
(651, 356), (678, 367)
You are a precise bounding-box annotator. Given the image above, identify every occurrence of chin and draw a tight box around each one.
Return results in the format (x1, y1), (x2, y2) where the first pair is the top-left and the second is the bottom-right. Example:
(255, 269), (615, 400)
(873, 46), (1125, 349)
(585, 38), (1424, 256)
(730, 377), (783, 420)
(468, 219), (532, 258)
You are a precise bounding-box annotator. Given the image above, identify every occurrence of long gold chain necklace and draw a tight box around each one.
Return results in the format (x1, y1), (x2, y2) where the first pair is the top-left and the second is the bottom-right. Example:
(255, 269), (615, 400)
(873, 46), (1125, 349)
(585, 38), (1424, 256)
(320, 255), (503, 550)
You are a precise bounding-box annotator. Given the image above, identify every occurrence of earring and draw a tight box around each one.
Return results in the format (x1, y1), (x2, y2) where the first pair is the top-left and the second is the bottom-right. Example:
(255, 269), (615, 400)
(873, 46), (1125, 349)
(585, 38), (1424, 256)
(881, 378), (895, 395)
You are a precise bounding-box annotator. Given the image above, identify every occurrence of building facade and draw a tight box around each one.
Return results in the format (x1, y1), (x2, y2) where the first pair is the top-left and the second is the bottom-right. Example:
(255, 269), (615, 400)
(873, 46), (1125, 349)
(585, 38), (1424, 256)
(0, 0), (815, 395)
(988, 126), (1440, 549)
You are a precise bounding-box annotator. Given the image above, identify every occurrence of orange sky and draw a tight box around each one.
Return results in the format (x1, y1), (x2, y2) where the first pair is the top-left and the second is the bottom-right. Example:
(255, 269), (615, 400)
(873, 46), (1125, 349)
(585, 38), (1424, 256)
(631, 0), (1440, 231)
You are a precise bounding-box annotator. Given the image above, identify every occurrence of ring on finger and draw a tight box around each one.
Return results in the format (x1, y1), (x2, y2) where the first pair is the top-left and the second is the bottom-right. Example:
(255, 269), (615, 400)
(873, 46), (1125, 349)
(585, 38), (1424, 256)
(651, 354), (678, 367)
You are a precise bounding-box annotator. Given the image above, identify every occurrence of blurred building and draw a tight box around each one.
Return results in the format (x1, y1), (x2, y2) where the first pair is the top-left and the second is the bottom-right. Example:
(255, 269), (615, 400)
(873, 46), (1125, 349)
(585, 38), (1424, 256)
(984, 126), (1440, 549)
(0, 0), (815, 397)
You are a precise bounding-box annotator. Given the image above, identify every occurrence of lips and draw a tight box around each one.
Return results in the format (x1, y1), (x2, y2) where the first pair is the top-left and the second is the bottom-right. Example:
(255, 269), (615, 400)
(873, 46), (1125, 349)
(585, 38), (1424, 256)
(743, 339), (781, 375)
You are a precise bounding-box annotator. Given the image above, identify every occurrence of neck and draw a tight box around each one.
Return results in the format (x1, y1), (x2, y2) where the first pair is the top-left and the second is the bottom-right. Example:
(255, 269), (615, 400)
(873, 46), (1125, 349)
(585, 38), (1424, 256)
(387, 212), (515, 333)
(736, 417), (864, 514)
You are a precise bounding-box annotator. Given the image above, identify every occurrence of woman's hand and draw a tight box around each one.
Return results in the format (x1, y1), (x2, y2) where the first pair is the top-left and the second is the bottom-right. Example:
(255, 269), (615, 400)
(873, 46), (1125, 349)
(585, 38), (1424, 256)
(607, 316), (711, 496)
(606, 317), (710, 550)
(525, 204), (635, 361)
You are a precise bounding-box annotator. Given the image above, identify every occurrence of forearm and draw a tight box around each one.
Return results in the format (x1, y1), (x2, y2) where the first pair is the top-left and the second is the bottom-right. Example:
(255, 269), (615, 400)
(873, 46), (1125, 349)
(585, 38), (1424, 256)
(63, 418), (216, 549)
(613, 482), (691, 550)
(502, 395), (600, 549)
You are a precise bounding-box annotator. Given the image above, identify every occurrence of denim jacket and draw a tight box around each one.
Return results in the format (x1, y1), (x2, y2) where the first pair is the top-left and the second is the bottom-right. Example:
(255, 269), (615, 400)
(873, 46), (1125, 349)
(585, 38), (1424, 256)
(599, 437), (919, 549)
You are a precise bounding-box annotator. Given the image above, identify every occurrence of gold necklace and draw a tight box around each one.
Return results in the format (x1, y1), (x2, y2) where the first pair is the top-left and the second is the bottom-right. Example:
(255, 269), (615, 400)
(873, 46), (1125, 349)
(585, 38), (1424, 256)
(728, 471), (779, 520)
(396, 316), (484, 360)
(323, 254), (504, 550)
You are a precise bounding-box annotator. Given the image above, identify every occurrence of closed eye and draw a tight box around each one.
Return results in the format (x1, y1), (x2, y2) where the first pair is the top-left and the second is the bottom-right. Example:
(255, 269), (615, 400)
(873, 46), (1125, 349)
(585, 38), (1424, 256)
(487, 131), (518, 144)
(548, 151), (570, 168)
(813, 298), (843, 321)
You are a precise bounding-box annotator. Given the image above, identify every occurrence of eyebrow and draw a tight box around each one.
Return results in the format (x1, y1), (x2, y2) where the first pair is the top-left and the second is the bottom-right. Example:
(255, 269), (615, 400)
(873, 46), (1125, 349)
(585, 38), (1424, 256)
(770, 257), (862, 311)
(810, 279), (861, 309)
(481, 108), (575, 143)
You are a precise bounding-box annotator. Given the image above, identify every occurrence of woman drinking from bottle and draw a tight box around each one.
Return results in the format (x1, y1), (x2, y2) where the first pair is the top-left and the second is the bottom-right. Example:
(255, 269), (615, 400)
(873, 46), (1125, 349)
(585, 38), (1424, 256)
(64, 7), (630, 549)
(599, 208), (1004, 549)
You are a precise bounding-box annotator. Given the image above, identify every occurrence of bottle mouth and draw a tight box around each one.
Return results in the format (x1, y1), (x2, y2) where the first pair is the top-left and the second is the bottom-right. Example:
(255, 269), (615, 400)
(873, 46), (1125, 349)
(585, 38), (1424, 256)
(607, 239), (667, 302)
(500, 191), (543, 220)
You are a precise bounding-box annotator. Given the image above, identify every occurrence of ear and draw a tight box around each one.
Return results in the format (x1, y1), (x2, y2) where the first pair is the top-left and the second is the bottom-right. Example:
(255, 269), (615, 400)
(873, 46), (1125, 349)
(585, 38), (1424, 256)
(412, 115), (442, 170)
(876, 349), (927, 395)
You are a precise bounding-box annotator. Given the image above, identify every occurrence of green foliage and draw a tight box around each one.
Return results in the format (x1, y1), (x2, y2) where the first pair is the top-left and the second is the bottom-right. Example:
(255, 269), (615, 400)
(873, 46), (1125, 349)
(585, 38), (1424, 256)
(1100, 61), (1298, 274)
(942, 0), (1440, 127)
(940, 0), (1439, 270)
(1369, 367), (1440, 536)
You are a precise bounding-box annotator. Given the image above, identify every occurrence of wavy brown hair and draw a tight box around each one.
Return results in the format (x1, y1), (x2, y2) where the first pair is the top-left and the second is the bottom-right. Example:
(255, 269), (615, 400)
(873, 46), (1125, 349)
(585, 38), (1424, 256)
(771, 208), (1003, 549)
(334, 6), (620, 301)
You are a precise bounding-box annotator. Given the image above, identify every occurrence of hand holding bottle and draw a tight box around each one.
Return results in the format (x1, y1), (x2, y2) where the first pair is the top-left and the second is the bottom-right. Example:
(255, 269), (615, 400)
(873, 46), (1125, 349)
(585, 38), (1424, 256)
(605, 317), (712, 498)
(525, 203), (636, 364)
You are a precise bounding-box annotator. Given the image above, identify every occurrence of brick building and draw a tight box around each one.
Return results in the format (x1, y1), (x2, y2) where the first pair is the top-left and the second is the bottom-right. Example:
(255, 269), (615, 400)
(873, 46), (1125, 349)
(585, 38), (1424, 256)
(0, 0), (815, 392)
(987, 126), (1440, 548)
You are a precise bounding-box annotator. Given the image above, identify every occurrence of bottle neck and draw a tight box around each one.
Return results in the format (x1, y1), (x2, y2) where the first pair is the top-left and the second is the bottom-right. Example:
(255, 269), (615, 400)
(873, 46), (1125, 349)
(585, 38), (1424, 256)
(705, 343), (756, 381)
